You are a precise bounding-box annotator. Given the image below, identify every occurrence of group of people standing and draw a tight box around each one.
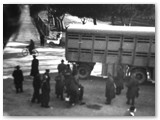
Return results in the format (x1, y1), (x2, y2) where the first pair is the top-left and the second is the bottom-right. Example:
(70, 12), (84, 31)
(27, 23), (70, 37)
(104, 64), (140, 116)
(55, 59), (84, 106)
(12, 56), (140, 115)
(12, 55), (51, 108)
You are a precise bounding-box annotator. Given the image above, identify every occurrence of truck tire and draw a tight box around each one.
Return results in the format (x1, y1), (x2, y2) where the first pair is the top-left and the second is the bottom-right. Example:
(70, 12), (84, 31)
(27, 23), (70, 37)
(131, 69), (147, 84)
(77, 65), (91, 79)
(49, 42), (55, 47)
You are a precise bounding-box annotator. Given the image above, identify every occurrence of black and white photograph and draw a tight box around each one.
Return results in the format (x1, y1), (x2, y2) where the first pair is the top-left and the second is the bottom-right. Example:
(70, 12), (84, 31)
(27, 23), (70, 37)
(3, 3), (156, 117)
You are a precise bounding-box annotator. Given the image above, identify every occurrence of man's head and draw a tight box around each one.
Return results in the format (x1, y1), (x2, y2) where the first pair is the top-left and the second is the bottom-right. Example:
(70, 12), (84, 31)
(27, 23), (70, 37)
(15, 65), (20, 70)
(33, 55), (36, 59)
(61, 59), (64, 63)
(46, 69), (50, 73)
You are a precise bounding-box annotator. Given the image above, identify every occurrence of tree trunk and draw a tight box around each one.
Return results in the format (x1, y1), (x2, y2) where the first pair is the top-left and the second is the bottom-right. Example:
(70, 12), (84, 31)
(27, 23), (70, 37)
(59, 15), (65, 31)
(120, 17), (124, 25)
(93, 17), (97, 25)
(111, 16), (115, 25)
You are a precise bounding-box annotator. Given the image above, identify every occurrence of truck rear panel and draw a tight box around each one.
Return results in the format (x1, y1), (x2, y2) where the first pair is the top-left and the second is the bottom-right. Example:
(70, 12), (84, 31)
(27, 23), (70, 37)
(66, 25), (155, 67)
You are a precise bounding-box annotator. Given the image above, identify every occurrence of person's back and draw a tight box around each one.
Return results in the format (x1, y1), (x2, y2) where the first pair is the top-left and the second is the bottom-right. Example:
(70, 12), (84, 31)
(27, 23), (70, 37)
(12, 66), (24, 93)
(57, 60), (66, 74)
(33, 74), (41, 88)
(30, 55), (39, 77)
(41, 69), (50, 108)
(13, 68), (23, 82)
(105, 73), (116, 104)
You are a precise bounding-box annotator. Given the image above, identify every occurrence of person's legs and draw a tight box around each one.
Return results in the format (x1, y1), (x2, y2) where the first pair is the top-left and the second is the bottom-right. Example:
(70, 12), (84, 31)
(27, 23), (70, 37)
(106, 96), (111, 104)
(131, 98), (135, 105)
(126, 98), (130, 104)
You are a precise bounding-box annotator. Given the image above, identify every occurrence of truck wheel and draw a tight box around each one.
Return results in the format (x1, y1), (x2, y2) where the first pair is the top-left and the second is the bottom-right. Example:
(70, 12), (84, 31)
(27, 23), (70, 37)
(77, 65), (90, 79)
(131, 69), (146, 84)
(49, 42), (55, 47)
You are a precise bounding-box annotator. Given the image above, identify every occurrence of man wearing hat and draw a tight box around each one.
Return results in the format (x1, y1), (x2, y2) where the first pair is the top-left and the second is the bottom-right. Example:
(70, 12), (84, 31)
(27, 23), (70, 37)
(104, 73), (116, 104)
(30, 55), (39, 77)
(41, 69), (51, 108)
(12, 65), (24, 93)
(57, 59), (66, 74)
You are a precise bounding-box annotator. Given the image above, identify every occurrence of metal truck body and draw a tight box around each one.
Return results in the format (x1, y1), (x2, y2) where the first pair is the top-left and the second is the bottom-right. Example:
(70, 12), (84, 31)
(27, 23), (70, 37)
(65, 24), (155, 83)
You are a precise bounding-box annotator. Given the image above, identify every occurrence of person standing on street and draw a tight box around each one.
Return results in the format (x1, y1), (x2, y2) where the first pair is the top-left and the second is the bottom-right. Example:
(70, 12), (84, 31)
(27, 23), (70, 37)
(64, 64), (72, 97)
(30, 55), (39, 77)
(40, 34), (45, 46)
(57, 59), (66, 74)
(31, 73), (41, 103)
(105, 73), (116, 105)
(126, 76), (140, 106)
(12, 65), (24, 93)
(114, 64), (124, 95)
(55, 72), (65, 100)
(41, 69), (51, 108)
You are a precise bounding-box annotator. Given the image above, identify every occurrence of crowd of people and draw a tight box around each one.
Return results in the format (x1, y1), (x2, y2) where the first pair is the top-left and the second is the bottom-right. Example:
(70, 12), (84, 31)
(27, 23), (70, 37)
(12, 56), (140, 116)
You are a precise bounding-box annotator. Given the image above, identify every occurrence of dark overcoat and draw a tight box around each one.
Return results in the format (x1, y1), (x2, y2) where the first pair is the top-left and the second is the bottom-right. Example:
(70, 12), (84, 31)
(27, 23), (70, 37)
(105, 77), (116, 100)
(30, 58), (39, 77)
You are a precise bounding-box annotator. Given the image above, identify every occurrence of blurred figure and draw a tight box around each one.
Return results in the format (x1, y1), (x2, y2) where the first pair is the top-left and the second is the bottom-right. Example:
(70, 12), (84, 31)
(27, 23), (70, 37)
(114, 64), (124, 95)
(68, 75), (80, 106)
(26, 39), (35, 54)
(41, 69), (51, 108)
(124, 105), (137, 116)
(30, 55), (39, 77)
(114, 76), (124, 95)
(66, 73), (84, 106)
(57, 59), (66, 74)
(72, 63), (78, 76)
(12, 65), (24, 93)
(31, 73), (41, 103)
(125, 76), (140, 105)
(105, 73), (116, 105)
(55, 72), (65, 100)
(64, 64), (72, 97)
(40, 34), (45, 46)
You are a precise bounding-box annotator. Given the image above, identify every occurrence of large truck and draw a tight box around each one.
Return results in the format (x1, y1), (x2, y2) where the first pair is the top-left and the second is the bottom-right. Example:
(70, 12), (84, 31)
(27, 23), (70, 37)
(65, 24), (155, 84)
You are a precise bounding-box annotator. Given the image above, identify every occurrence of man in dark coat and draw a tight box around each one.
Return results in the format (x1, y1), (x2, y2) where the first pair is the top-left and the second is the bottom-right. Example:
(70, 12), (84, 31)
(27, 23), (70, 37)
(41, 69), (50, 108)
(72, 63), (78, 76)
(115, 64), (124, 95)
(105, 73), (116, 104)
(57, 59), (66, 74)
(68, 75), (80, 106)
(55, 72), (65, 100)
(30, 55), (39, 77)
(114, 76), (124, 95)
(126, 76), (140, 105)
(64, 64), (72, 97)
(12, 65), (24, 93)
(40, 34), (45, 46)
(31, 73), (41, 103)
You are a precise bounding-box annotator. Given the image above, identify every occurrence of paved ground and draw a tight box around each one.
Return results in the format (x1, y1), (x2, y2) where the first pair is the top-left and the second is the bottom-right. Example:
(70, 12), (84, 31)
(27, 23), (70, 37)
(3, 42), (155, 116)
(3, 5), (155, 116)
